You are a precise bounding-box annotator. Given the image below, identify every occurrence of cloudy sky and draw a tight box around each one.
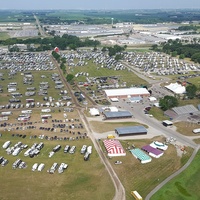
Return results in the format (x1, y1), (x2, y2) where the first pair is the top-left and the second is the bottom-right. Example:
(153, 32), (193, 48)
(1, 0), (200, 10)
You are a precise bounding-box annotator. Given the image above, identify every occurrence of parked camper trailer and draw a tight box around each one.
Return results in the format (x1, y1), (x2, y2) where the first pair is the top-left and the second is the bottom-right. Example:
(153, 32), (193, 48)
(193, 128), (200, 134)
(32, 163), (38, 171)
(21, 110), (32, 114)
(1, 111), (12, 116)
(2, 141), (11, 149)
(38, 163), (45, 171)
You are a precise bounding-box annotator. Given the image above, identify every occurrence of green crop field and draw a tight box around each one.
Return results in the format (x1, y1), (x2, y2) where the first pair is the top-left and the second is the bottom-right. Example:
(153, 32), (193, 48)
(151, 150), (200, 200)
(0, 133), (115, 200)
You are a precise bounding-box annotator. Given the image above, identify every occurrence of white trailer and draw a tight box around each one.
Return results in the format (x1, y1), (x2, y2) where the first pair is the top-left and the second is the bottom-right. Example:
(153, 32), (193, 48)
(2, 141), (11, 149)
(1, 111), (12, 116)
(21, 110), (32, 114)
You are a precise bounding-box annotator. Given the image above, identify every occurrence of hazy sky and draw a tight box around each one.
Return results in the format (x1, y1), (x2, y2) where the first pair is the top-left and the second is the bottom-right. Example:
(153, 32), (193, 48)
(1, 0), (200, 10)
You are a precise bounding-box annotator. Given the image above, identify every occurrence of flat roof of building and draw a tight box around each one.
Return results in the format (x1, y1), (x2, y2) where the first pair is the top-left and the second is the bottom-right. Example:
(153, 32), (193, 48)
(172, 105), (198, 115)
(104, 88), (149, 97)
(115, 126), (147, 135)
(103, 111), (133, 119)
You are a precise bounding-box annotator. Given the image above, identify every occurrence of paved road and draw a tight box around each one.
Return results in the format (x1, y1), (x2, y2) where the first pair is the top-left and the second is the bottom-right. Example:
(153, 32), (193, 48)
(145, 145), (200, 200)
(34, 14), (46, 37)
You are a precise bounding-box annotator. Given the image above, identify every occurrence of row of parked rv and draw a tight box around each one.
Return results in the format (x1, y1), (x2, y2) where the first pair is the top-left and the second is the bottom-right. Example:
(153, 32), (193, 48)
(0, 52), (55, 73)
(2, 141), (92, 160)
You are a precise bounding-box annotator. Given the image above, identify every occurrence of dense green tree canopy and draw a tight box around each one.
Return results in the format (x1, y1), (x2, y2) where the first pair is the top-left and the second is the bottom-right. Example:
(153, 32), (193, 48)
(186, 84), (197, 99)
(159, 95), (178, 111)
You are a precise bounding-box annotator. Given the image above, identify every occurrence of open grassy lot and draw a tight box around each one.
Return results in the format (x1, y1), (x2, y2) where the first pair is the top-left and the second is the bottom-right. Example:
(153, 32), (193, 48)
(151, 150), (200, 200)
(174, 121), (200, 137)
(193, 138), (200, 144)
(68, 60), (148, 87)
(0, 132), (115, 200)
(89, 121), (148, 133)
(149, 107), (169, 121)
(0, 32), (10, 40)
(99, 136), (193, 200)
(178, 99), (200, 107)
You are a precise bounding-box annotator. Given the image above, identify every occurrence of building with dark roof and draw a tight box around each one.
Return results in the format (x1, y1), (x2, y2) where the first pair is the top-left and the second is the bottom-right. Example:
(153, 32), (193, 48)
(115, 125), (147, 137)
(103, 111), (133, 120)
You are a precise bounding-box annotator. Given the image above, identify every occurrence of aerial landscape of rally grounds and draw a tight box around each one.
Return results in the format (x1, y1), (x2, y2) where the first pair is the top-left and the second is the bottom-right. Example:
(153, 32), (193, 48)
(0, 2), (200, 200)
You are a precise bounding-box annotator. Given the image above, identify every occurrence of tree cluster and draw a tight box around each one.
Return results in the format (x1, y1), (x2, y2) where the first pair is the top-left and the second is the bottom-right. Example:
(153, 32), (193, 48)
(159, 95), (178, 111)
(159, 39), (200, 63)
(0, 34), (100, 52)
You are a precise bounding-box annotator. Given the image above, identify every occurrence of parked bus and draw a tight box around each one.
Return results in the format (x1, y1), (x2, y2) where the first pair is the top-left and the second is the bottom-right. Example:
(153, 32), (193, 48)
(131, 191), (143, 200)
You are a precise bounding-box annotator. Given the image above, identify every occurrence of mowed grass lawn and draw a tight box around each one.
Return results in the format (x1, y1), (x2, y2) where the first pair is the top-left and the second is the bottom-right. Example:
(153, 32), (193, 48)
(148, 107), (169, 121)
(89, 121), (148, 133)
(151, 150), (200, 200)
(0, 133), (115, 200)
(175, 122), (200, 137)
(99, 137), (193, 200)
(0, 32), (10, 40)
(67, 60), (148, 87)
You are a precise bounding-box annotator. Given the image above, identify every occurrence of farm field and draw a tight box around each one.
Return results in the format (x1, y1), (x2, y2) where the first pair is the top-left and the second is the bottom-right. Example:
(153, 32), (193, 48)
(0, 132), (115, 200)
(151, 150), (200, 200)
(99, 137), (193, 200)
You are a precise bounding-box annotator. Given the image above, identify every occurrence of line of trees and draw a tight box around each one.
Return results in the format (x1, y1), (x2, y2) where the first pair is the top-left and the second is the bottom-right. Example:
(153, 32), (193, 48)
(0, 34), (100, 52)
(156, 39), (200, 63)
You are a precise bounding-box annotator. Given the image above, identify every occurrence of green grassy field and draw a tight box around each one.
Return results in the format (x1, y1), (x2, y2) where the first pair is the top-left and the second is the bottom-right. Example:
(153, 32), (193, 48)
(151, 150), (200, 200)
(148, 107), (169, 121)
(0, 32), (10, 40)
(0, 133), (115, 200)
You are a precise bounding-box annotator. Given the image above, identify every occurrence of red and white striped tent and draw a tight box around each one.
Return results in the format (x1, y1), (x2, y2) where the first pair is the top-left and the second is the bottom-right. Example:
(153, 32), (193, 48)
(103, 139), (126, 157)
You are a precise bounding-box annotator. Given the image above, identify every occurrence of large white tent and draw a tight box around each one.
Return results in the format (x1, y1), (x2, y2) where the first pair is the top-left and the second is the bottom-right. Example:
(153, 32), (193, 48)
(89, 108), (100, 116)
(165, 83), (186, 94)
(103, 139), (126, 157)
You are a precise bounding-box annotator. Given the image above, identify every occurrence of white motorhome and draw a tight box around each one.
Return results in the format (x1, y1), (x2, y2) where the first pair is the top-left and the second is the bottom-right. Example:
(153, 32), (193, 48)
(32, 163), (38, 171)
(2, 141), (11, 149)
(38, 163), (45, 172)
(193, 128), (200, 134)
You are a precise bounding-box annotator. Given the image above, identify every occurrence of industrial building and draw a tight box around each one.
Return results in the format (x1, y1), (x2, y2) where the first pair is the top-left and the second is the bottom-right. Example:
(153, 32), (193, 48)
(104, 88), (150, 99)
(115, 126), (147, 137)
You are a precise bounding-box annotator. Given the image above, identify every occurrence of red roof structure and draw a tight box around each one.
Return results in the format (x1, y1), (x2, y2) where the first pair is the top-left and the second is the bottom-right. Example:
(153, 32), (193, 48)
(103, 139), (126, 157)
